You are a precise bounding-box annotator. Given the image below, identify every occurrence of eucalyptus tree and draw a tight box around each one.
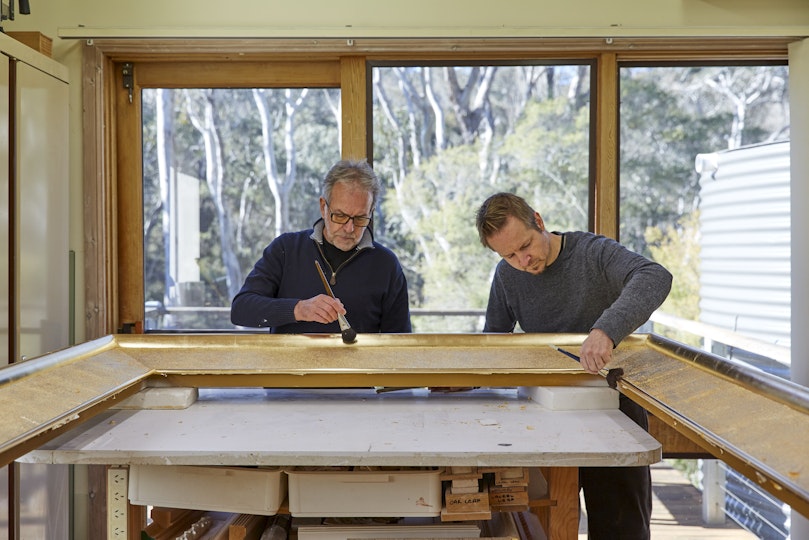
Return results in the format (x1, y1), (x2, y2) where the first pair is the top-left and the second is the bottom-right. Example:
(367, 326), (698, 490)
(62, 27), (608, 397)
(183, 89), (244, 300)
(373, 64), (592, 328)
(155, 88), (175, 307)
(618, 65), (789, 256)
(141, 63), (789, 331)
(253, 88), (309, 238)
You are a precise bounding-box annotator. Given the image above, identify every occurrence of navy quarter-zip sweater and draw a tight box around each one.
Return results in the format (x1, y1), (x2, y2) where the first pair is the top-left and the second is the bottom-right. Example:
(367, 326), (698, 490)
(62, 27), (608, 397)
(231, 219), (412, 334)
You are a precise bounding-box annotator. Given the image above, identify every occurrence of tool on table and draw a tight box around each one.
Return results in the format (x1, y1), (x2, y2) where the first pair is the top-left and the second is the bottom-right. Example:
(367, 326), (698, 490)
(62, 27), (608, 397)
(550, 344), (624, 389)
(314, 260), (357, 344)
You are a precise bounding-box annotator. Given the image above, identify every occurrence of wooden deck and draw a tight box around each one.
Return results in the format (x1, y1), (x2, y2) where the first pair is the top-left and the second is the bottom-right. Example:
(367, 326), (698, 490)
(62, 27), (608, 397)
(579, 462), (757, 539)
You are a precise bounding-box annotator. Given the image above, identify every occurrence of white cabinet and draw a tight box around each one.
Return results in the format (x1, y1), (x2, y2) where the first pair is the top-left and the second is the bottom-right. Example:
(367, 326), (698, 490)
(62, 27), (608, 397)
(1, 32), (69, 363)
(1, 30), (70, 540)
(1, 52), (8, 367)
(14, 48), (69, 361)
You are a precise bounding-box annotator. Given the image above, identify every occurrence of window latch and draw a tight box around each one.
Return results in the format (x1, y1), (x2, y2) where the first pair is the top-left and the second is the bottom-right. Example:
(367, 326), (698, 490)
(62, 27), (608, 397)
(122, 62), (134, 103)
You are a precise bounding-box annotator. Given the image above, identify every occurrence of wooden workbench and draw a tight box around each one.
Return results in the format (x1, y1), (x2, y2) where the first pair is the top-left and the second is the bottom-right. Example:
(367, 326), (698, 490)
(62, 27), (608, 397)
(21, 387), (661, 540)
(4, 331), (809, 535)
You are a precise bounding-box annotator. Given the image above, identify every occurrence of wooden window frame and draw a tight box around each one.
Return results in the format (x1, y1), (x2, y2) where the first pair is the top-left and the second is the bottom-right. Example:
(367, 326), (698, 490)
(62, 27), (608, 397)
(81, 37), (792, 339)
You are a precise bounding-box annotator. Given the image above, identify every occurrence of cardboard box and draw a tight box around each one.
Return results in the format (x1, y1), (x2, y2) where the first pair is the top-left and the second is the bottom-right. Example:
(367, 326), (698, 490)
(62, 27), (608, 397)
(286, 468), (443, 517)
(6, 32), (52, 57)
(129, 465), (286, 515)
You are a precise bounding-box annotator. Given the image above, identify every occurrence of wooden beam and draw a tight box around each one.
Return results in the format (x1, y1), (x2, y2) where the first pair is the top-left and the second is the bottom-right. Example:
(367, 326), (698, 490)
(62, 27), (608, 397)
(114, 62), (144, 330)
(648, 414), (712, 458)
(85, 37), (792, 62)
(594, 52), (618, 239)
(134, 61), (340, 88)
(340, 56), (368, 160)
(83, 43), (118, 338)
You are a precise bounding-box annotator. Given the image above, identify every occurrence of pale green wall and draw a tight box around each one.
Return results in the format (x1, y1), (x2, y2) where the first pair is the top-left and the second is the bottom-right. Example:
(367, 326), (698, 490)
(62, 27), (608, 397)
(7, 0), (809, 48)
(32, 0), (809, 35)
(2, 0), (808, 345)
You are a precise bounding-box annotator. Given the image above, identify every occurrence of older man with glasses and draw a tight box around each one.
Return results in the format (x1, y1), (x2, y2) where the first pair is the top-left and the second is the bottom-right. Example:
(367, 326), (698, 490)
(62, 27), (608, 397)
(231, 159), (412, 334)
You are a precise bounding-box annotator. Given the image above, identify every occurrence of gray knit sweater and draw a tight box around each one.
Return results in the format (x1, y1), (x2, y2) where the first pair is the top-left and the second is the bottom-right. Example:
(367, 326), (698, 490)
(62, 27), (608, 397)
(483, 231), (673, 346)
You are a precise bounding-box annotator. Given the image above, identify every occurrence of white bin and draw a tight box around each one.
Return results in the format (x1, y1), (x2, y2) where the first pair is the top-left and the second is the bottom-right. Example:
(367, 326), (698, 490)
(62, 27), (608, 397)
(128, 465), (286, 515)
(286, 468), (443, 517)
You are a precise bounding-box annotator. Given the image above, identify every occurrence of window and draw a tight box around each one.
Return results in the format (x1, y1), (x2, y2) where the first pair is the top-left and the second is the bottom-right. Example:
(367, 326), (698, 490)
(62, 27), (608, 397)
(92, 40), (791, 345)
(618, 63), (791, 376)
(372, 63), (592, 331)
(142, 87), (341, 330)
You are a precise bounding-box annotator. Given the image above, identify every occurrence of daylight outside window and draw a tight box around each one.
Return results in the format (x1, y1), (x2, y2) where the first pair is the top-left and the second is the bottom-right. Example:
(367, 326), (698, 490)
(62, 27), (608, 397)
(142, 64), (594, 333)
(141, 87), (341, 330)
(139, 63), (792, 394)
(371, 63), (593, 332)
(617, 63), (790, 375)
(618, 63), (791, 540)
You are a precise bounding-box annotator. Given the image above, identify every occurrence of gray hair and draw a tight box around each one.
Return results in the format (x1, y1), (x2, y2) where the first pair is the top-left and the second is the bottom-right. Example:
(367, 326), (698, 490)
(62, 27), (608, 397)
(322, 159), (381, 206)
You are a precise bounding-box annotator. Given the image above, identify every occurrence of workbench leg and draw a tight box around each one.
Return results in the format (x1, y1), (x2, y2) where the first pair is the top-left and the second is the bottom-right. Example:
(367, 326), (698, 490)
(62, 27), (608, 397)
(539, 466), (579, 540)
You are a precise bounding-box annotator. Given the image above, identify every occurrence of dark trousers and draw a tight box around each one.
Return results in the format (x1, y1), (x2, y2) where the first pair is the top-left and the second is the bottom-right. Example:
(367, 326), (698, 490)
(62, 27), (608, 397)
(579, 394), (652, 540)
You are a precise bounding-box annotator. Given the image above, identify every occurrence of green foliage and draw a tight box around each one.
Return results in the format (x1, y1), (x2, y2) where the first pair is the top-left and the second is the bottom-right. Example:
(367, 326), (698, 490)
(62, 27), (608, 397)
(619, 72), (729, 255)
(382, 94), (591, 329)
(142, 87), (339, 322)
(498, 98), (590, 231)
(645, 212), (702, 346)
(383, 146), (500, 316)
(645, 212), (700, 320)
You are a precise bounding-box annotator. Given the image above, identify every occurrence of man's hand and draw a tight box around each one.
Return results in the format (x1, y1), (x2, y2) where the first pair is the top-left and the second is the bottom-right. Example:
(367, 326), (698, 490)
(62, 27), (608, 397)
(294, 295), (346, 324)
(579, 328), (614, 374)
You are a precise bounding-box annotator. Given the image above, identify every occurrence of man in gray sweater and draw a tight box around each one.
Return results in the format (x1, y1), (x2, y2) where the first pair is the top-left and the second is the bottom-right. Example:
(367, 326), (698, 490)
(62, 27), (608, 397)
(476, 192), (672, 540)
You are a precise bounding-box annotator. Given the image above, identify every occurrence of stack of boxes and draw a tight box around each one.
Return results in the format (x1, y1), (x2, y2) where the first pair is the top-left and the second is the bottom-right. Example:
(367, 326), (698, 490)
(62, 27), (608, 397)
(440, 466), (532, 521)
(484, 468), (530, 512)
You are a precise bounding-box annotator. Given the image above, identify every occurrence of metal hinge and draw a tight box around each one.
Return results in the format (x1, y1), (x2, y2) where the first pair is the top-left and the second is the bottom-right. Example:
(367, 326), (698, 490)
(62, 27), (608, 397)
(122, 62), (134, 103)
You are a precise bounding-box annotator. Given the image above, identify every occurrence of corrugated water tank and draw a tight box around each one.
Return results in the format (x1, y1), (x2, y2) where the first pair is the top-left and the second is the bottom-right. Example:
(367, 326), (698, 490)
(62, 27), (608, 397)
(695, 141), (790, 351)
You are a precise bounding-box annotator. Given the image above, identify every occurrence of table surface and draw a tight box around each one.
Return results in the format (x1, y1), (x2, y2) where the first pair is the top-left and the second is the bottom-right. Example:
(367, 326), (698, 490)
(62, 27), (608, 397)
(20, 387), (661, 467)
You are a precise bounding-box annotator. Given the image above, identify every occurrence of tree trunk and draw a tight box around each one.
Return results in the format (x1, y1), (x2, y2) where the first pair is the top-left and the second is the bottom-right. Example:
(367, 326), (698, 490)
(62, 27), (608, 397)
(184, 89), (243, 299)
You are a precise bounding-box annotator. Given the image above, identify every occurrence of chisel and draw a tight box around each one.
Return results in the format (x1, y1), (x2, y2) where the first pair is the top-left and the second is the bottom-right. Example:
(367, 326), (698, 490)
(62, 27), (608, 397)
(550, 345), (624, 389)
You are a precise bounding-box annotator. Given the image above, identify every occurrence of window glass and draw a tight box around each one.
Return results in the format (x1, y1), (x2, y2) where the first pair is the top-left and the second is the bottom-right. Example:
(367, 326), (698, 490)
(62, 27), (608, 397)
(142, 88), (341, 330)
(142, 65), (593, 333)
(618, 64), (790, 378)
(372, 63), (592, 332)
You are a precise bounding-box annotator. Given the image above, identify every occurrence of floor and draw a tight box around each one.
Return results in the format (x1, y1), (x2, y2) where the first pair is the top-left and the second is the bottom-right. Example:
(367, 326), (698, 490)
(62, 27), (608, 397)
(578, 462), (757, 539)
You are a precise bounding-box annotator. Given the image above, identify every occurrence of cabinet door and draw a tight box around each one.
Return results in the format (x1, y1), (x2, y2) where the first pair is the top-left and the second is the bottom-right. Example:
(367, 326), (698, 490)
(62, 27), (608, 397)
(15, 60), (69, 361)
(1, 54), (7, 367)
(14, 58), (70, 540)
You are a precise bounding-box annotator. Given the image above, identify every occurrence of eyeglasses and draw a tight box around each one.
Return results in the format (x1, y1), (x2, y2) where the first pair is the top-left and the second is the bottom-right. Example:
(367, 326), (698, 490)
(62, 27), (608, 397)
(325, 201), (372, 227)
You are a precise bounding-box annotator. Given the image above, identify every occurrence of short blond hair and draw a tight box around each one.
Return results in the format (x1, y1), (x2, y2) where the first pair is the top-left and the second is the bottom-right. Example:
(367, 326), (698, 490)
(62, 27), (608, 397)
(475, 192), (540, 249)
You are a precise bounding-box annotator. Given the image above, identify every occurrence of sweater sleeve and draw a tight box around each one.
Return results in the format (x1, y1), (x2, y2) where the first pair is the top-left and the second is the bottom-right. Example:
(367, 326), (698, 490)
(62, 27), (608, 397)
(590, 240), (673, 346)
(230, 239), (300, 328)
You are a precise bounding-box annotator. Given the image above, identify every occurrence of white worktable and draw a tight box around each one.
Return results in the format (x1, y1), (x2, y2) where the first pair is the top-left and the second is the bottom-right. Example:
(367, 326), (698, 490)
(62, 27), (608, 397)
(21, 387), (660, 467)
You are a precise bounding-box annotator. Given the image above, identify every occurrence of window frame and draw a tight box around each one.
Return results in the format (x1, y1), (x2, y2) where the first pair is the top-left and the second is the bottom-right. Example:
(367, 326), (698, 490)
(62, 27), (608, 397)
(81, 37), (792, 337)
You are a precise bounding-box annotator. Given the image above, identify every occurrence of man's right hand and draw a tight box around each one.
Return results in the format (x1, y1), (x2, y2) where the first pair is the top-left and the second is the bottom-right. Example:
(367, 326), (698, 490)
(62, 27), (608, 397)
(294, 294), (346, 324)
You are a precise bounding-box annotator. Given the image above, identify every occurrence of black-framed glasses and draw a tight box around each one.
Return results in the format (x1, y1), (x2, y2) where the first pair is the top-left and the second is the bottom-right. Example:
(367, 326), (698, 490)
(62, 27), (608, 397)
(325, 200), (372, 227)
